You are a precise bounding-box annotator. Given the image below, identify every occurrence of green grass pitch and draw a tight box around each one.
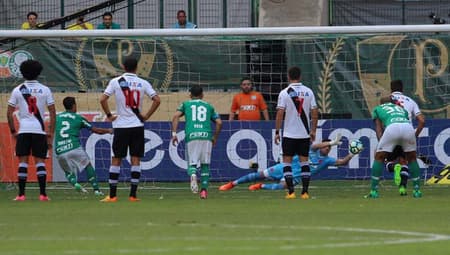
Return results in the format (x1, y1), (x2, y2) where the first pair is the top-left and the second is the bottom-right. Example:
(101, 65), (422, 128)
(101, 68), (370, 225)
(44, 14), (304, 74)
(1, 181), (449, 255)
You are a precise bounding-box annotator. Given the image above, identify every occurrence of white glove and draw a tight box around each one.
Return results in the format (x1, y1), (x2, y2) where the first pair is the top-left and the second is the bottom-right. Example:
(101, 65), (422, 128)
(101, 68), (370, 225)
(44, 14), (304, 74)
(329, 133), (342, 146)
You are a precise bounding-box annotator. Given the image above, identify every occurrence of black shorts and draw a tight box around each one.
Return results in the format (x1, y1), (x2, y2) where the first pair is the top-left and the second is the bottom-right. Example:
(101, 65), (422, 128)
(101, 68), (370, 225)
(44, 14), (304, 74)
(282, 137), (310, 157)
(112, 127), (144, 158)
(386, 145), (405, 161)
(15, 133), (48, 158)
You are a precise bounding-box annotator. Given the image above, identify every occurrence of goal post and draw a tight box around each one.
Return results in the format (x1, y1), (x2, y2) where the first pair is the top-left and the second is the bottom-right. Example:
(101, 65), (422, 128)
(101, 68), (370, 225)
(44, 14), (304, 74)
(0, 25), (448, 184)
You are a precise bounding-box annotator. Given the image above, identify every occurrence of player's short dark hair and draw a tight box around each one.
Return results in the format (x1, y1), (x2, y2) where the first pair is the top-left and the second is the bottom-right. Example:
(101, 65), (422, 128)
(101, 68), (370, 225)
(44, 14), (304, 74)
(27, 11), (38, 18)
(240, 77), (252, 84)
(390, 80), (403, 92)
(190, 85), (203, 97)
(288, 66), (301, 80)
(20, 60), (43, 80)
(63, 97), (76, 110)
(102, 12), (113, 18)
(177, 10), (186, 16)
(122, 57), (138, 72)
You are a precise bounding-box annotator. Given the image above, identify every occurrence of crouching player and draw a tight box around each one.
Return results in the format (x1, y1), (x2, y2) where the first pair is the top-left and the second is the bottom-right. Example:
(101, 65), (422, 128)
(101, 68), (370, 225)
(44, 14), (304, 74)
(219, 134), (361, 192)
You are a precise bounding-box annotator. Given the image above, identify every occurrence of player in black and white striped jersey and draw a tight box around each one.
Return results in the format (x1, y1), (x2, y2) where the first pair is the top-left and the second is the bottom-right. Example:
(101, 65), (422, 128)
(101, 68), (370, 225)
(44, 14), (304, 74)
(99, 57), (161, 202)
(7, 59), (56, 201)
(274, 66), (318, 200)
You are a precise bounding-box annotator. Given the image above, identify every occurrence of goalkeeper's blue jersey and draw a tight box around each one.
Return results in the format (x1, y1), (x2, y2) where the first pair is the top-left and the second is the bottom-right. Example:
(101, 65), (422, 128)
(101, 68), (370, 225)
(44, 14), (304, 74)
(266, 149), (337, 181)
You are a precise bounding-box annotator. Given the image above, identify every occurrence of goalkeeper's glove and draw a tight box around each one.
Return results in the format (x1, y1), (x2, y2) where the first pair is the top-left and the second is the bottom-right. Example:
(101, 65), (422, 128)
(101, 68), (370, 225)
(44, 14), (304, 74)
(329, 133), (342, 146)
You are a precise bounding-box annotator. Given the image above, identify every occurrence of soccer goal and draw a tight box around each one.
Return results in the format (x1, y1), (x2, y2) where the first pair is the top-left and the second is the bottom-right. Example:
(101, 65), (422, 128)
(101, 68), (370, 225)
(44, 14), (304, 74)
(0, 25), (448, 185)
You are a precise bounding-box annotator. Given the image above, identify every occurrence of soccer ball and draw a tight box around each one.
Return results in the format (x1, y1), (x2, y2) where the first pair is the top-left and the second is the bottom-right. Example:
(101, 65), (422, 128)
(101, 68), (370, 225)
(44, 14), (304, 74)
(349, 139), (363, 154)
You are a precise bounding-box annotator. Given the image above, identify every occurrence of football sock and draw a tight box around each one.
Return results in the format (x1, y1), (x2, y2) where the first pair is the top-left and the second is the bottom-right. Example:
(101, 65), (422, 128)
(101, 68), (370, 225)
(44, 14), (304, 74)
(187, 165), (197, 176)
(200, 164), (210, 190)
(386, 162), (395, 173)
(370, 161), (383, 190)
(36, 163), (47, 196)
(300, 163), (311, 194)
(400, 165), (409, 187)
(130, 165), (141, 197)
(17, 163), (28, 196)
(283, 163), (294, 194)
(109, 166), (120, 198)
(408, 160), (421, 190)
(234, 172), (260, 185)
(65, 172), (78, 187)
(261, 183), (284, 190)
(85, 165), (100, 191)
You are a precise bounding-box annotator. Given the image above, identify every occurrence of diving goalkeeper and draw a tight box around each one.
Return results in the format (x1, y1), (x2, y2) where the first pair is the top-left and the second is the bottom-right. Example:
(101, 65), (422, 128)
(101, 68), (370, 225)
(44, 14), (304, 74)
(219, 134), (362, 191)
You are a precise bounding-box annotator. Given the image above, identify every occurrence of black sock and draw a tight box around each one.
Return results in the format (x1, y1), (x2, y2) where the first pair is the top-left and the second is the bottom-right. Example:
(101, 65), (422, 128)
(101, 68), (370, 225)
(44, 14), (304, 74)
(400, 167), (409, 187)
(283, 165), (294, 194)
(18, 166), (27, 196)
(109, 172), (119, 198)
(37, 165), (47, 196)
(129, 171), (140, 198)
(301, 165), (311, 194)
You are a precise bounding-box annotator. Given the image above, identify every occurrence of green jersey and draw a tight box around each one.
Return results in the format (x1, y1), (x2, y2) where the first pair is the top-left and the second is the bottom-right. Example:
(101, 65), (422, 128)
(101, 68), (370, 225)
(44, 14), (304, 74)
(177, 99), (219, 143)
(371, 103), (409, 127)
(54, 111), (92, 155)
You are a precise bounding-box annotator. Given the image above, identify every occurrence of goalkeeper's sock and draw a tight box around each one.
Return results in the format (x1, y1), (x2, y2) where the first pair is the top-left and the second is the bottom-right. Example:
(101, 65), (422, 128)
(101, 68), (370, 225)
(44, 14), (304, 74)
(85, 165), (100, 191)
(408, 160), (421, 191)
(109, 166), (120, 198)
(129, 165), (141, 198)
(36, 163), (47, 196)
(261, 183), (284, 190)
(17, 163), (28, 196)
(235, 172), (261, 185)
(65, 171), (78, 187)
(200, 164), (210, 190)
(187, 165), (197, 177)
(370, 160), (383, 190)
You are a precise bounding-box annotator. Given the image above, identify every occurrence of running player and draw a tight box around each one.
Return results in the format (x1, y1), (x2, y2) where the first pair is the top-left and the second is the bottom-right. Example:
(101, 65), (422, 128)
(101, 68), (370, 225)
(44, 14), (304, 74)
(54, 97), (112, 195)
(171, 85), (222, 199)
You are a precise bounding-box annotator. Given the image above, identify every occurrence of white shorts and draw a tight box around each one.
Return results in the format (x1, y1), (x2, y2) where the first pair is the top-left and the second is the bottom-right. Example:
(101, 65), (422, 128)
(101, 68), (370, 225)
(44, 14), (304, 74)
(56, 147), (91, 174)
(186, 140), (213, 166)
(376, 123), (416, 153)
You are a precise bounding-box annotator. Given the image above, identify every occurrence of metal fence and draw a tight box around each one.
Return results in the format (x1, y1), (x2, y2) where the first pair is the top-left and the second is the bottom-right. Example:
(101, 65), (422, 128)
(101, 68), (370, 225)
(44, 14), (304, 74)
(0, 0), (258, 29)
(330, 0), (450, 26)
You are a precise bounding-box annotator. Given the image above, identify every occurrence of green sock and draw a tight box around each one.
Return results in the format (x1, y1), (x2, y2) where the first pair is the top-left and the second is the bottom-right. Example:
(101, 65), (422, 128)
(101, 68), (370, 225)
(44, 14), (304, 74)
(187, 165), (197, 177)
(200, 164), (210, 190)
(371, 161), (383, 190)
(85, 165), (100, 191)
(65, 172), (78, 187)
(409, 160), (421, 191)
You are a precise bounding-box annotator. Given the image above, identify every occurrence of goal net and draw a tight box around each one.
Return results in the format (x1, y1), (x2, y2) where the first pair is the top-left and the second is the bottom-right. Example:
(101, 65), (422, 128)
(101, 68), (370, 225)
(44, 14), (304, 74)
(0, 26), (448, 185)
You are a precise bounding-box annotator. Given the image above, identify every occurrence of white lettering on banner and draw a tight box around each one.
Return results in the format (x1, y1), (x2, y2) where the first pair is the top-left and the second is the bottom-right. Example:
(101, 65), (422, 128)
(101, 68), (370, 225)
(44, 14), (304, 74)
(227, 129), (267, 170)
(169, 131), (187, 169)
(83, 124), (445, 171)
(140, 130), (164, 169)
(434, 127), (450, 164)
(86, 133), (113, 164)
(85, 131), (165, 169)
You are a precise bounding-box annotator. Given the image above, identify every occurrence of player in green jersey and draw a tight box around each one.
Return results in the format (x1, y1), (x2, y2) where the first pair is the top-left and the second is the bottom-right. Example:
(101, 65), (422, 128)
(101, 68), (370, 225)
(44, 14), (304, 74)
(171, 85), (222, 199)
(366, 97), (422, 198)
(55, 97), (112, 195)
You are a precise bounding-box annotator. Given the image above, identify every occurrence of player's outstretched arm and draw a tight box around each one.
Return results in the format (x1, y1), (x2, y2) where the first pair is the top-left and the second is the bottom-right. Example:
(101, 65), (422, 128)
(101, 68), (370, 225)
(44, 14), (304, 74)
(91, 127), (113, 135)
(415, 113), (425, 137)
(311, 133), (342, 150)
